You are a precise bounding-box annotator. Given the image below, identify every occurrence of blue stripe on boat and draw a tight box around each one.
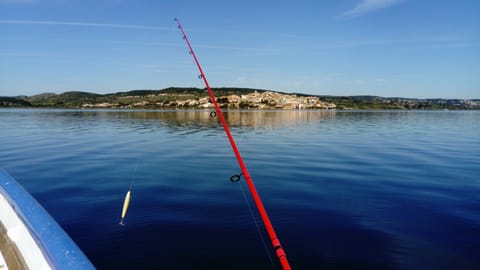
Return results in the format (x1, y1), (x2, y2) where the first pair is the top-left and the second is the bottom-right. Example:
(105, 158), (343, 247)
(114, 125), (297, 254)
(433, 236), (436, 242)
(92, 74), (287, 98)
(0, 169), (95, 269)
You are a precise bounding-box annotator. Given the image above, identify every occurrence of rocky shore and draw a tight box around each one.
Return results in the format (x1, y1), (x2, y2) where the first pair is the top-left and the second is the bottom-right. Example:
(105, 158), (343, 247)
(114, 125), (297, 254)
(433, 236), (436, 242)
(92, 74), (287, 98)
(4, 87), (477, 110)
(82, 91), (337, 110)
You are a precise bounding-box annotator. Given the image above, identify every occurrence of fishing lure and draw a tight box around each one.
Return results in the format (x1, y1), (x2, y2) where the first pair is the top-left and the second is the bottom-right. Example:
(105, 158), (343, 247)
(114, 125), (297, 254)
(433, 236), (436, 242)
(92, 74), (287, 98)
(119, 189), (131, 226)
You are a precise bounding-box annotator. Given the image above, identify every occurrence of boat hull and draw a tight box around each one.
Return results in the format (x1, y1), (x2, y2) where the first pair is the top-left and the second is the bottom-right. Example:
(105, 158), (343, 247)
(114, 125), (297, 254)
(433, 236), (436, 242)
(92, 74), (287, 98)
(0, 169), (95, 269)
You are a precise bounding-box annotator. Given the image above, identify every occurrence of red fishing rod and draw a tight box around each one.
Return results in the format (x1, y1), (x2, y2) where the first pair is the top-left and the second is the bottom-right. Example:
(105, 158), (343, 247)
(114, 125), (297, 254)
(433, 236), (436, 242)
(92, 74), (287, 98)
(174, 18), (291, 270)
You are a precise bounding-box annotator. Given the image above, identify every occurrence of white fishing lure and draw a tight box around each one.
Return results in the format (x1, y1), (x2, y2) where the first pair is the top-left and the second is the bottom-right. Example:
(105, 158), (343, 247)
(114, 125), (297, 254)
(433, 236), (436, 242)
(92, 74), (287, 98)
(119, 190), (131, 226)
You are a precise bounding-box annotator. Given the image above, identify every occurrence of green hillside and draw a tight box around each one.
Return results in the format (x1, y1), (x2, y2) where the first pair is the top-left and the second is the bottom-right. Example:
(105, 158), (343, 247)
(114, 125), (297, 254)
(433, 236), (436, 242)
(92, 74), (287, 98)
(1, 87), (478, 110)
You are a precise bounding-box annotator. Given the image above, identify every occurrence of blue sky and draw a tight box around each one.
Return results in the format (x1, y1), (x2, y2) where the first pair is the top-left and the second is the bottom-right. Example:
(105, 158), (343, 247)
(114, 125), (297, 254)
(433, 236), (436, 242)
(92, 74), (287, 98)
(1, 0), (478, 98)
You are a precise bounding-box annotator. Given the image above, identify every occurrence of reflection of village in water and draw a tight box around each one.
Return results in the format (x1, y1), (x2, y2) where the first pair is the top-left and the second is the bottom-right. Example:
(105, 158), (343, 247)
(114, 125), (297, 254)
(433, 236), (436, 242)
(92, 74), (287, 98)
(47, 109), (337, 133)
(111, 109), (338, 130)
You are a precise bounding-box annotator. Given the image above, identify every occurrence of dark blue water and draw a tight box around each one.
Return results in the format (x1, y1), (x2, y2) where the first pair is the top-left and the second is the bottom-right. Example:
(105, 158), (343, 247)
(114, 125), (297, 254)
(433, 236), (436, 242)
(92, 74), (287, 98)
(0, 109), (479, 269)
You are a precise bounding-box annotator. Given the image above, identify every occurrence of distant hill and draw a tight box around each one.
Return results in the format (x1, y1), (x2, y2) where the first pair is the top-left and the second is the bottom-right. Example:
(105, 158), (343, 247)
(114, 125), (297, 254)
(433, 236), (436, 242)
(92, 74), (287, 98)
(0, 97), (32, 107)
(318, 95), (480, 110)
(20, 87), (272, 108)
(1, 87), (478, 110)
(24, 91), (102, 107)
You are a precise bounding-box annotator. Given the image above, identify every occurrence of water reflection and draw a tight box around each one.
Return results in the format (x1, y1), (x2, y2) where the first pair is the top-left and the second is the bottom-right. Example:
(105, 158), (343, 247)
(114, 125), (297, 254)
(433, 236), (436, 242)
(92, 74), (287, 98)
(23, 109), (337, 130)
(1, 109), (479, 269)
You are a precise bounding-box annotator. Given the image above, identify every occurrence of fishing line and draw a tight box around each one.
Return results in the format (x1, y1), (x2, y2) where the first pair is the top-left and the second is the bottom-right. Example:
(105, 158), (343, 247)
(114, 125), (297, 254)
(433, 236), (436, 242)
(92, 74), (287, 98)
(222, 125), (275, 269)
(129, 157), (142, 188)
(175, 18), (291, 270)
(237, 179), (276, 270)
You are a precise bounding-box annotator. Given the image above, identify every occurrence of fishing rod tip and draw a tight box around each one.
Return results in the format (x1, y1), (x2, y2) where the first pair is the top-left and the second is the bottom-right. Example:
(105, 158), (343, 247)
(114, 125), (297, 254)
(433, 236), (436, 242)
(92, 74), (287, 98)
(119, 219), (125, 226)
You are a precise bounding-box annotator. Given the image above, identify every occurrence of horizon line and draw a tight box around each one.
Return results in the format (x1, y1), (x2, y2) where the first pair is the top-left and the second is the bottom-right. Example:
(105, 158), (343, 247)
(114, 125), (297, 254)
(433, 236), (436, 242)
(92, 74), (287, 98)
(2, 88), (478, 100)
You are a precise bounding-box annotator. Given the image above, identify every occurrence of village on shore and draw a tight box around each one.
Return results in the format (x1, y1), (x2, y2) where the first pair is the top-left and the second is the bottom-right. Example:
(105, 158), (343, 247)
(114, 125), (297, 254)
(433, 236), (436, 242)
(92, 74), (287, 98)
(2, 87), (478, 110)
(82, 91), (337, 110)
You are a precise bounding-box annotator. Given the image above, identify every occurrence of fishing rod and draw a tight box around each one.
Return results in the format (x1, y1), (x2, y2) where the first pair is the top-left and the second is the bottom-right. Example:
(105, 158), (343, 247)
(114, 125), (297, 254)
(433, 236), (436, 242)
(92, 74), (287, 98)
(174, 18), (291, 270)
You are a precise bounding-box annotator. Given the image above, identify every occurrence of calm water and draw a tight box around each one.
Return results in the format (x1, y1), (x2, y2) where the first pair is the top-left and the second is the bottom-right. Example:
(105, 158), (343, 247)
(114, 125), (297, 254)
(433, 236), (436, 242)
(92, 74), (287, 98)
(0, 109), (479, 269)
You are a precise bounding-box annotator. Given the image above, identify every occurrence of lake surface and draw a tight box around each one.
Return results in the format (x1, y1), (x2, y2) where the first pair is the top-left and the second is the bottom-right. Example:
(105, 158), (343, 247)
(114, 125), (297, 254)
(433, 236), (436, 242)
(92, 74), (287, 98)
(0, 109), (479, 269)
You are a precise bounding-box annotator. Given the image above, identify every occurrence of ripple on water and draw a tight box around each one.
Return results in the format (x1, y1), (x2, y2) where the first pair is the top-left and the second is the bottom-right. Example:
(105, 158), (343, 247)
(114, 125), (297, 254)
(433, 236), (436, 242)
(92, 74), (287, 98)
(0, 109), (479, 269)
